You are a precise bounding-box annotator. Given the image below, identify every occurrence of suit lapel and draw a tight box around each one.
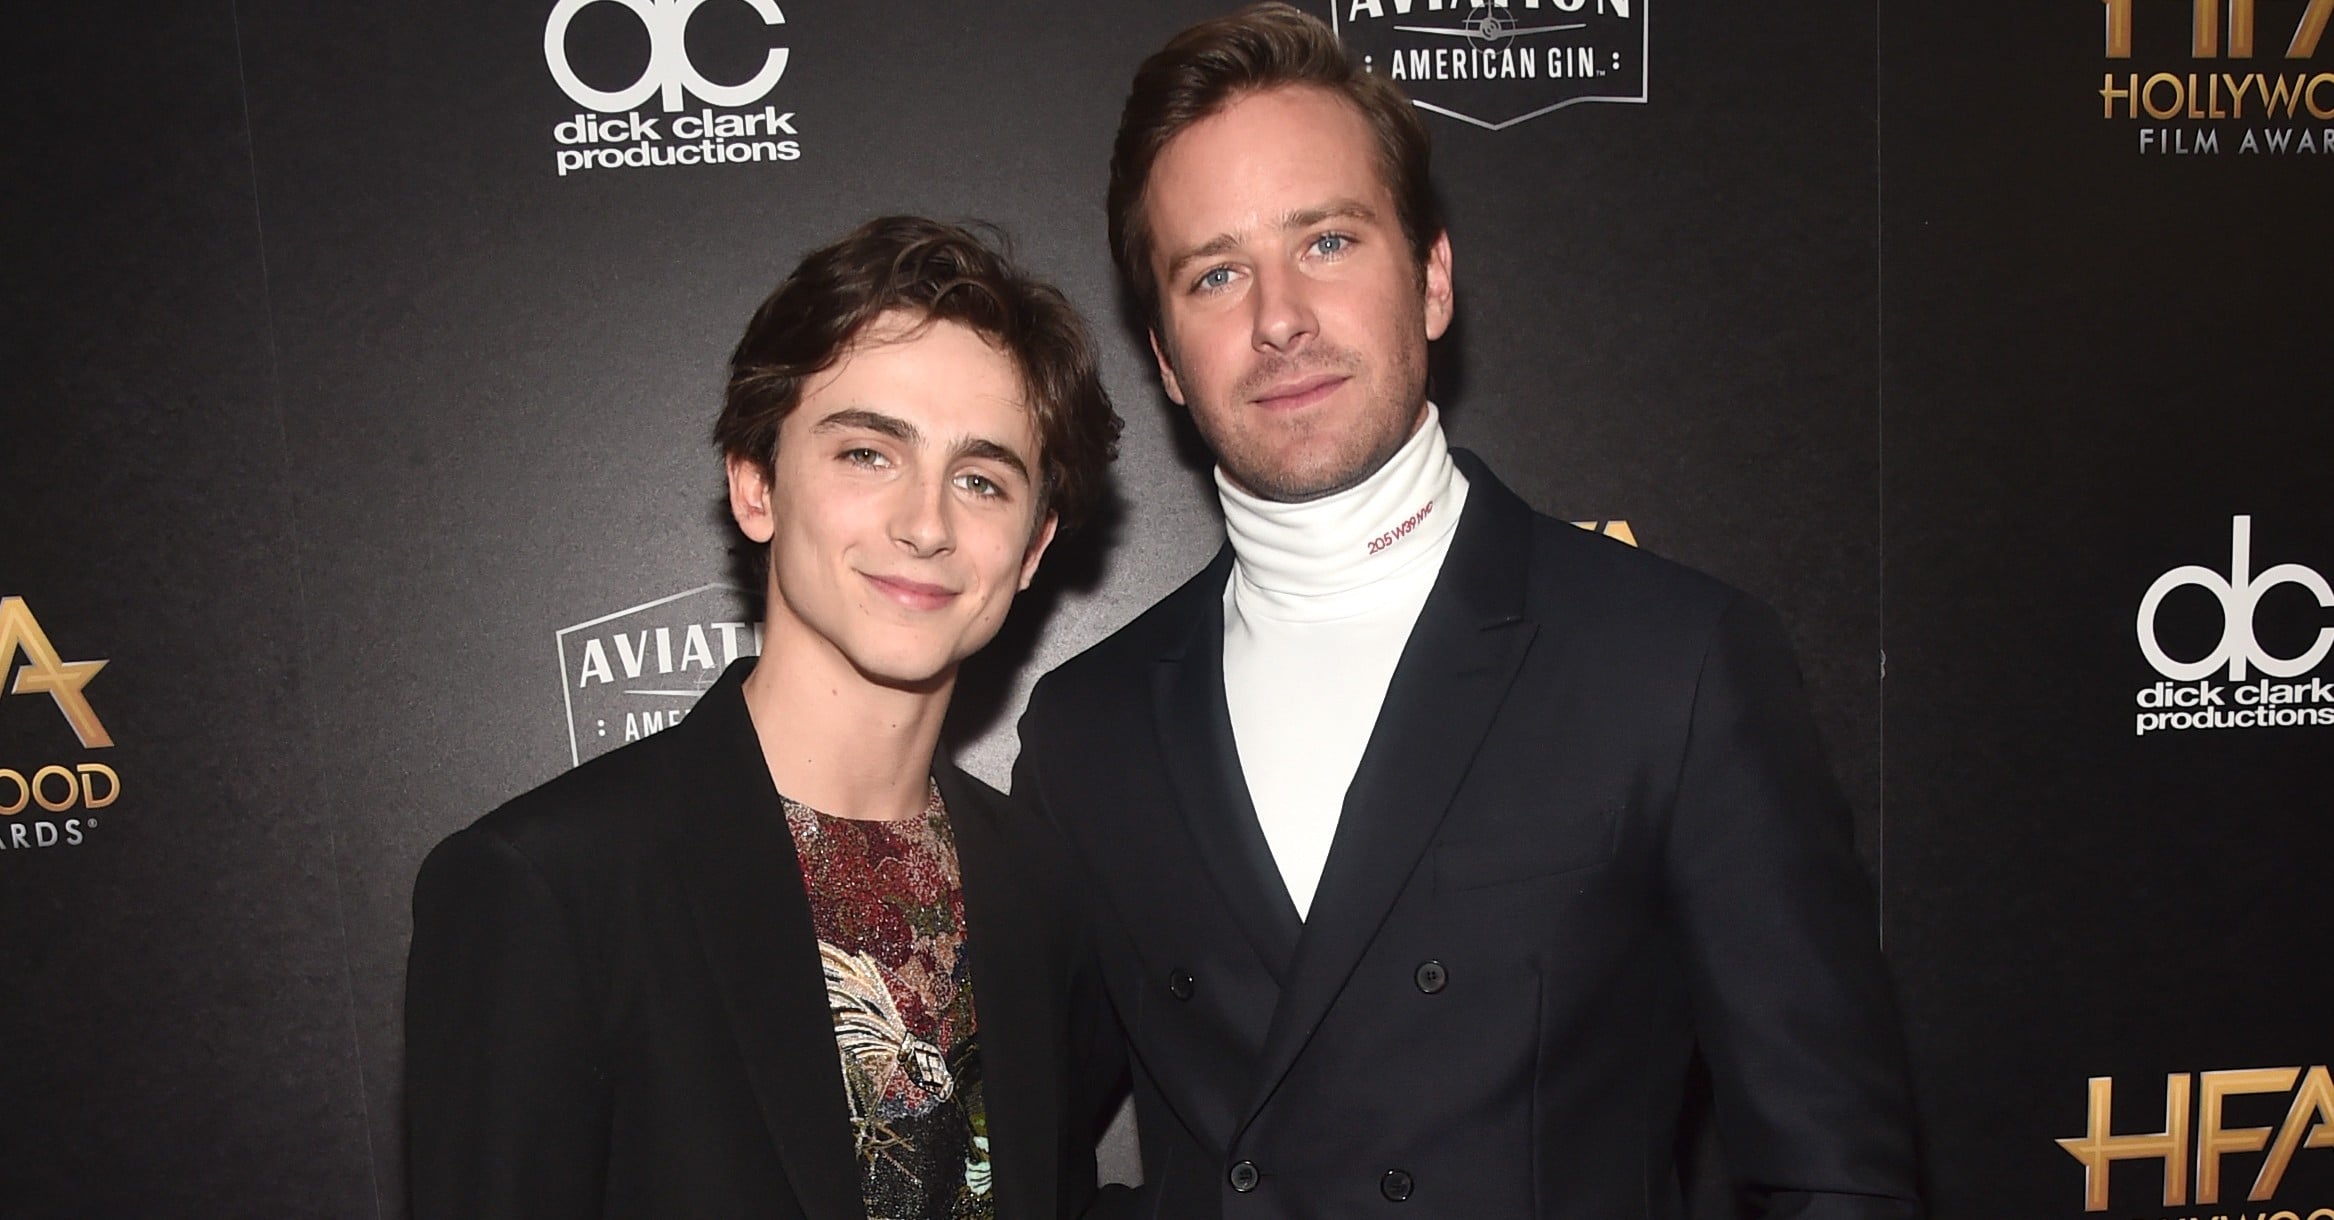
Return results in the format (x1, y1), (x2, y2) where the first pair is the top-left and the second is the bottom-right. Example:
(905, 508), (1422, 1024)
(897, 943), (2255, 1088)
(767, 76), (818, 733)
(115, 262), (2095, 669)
(1152, 545), (1306, 981)
(660, 662), (869, 1220)
(943, 765), (1057, 1220)
(1243, 456), (1540, 1125)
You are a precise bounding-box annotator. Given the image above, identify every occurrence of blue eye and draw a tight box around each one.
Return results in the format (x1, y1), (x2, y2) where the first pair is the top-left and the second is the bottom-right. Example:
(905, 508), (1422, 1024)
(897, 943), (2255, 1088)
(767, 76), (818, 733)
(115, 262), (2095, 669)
(1311, 233), (1352, 257)
(1194, 266), (1234, 292)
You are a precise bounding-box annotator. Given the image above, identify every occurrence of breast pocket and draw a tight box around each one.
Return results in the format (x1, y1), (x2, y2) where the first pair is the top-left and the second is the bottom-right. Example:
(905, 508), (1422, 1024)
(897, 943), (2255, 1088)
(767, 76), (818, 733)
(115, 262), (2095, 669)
(1432, 803), (1623, 893)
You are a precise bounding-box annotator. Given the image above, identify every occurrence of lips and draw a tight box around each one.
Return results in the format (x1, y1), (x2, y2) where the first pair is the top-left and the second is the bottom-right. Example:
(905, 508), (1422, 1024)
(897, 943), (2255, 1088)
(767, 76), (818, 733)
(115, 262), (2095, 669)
(862, 572), (958, 611)
(1251, 372), (1348, 412)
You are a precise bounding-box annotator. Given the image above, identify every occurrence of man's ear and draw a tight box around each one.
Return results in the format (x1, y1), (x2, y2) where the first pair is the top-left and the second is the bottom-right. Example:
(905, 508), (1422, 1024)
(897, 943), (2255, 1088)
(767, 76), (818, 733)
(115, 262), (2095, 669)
(1422, 230), (1455, 342)
(725, 454), (777, 544)
(1018, 511), (1060, 591)
(1148, 329), (1187, 406)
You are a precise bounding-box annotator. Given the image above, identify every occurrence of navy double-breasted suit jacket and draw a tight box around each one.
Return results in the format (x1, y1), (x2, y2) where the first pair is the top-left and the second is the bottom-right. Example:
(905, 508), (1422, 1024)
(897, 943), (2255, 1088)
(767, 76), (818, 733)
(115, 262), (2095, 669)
(1013, 453), (1922, 1218)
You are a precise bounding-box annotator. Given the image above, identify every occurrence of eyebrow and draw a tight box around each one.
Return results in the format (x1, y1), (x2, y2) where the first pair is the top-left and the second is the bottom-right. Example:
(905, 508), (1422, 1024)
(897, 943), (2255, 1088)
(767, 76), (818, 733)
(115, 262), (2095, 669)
(1161, 197), (1382, 282)
(956, 438), (1032, 483)
(812, 407), (1033, 484)
(814, 407), (919, 444)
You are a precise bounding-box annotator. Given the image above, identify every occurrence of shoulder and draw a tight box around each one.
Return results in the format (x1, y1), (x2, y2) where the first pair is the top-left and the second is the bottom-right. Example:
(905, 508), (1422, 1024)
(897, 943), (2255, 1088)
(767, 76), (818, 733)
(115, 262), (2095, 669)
(1526, 512), (1747, 632)
(417, 723), (693, 902)
(938, 762), (1073, 872)
(1025, 549), (1224, 714)
(1461, 453), (1772, 661)
(937, 760), (1093, 936)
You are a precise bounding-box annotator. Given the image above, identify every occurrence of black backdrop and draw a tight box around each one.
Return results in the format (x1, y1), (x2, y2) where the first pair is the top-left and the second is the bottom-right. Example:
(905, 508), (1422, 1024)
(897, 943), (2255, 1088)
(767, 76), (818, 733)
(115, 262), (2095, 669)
(4, 1), (2327, 1215)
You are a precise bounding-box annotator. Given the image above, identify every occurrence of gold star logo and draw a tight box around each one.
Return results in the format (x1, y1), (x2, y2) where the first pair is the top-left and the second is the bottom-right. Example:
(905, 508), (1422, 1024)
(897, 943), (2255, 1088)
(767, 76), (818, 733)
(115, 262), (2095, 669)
(0, 597), (113, 749)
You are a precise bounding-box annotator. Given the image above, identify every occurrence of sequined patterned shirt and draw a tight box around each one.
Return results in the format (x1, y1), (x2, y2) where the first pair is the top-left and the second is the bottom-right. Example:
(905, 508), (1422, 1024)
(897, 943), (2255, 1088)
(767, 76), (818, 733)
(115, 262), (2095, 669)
(782, 783), (993, 1220)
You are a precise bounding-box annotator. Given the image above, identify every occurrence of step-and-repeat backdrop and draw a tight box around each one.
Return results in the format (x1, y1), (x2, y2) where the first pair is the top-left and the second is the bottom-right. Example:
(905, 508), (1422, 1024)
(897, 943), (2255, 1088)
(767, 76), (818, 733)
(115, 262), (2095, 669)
(1883, 2), (2333, 1216)
(4, 1), (2324, 1214)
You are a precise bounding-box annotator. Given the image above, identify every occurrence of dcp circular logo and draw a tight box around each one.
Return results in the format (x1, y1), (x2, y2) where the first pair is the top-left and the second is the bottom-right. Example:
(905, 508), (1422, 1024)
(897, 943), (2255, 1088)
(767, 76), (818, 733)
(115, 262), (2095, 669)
(545, 0), (788, 114)
(2137, 515), (2334, 682)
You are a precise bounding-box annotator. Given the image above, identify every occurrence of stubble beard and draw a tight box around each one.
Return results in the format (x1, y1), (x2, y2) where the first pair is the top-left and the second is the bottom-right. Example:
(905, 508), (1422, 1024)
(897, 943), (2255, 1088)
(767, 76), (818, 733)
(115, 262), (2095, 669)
(1202, 340), (1428, 504)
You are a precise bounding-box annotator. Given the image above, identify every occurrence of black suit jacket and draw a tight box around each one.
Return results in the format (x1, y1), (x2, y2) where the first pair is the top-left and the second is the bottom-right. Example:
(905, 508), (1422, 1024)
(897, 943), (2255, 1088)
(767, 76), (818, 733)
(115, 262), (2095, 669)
(1013, 453), (1922, 1218)
(406, 660), (1120, 1219)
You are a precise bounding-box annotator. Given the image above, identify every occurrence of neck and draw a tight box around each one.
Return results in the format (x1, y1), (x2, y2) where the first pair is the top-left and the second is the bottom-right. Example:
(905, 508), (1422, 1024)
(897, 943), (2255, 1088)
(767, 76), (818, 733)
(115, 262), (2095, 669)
(738, 621), (949, 822)
(1218, 402), (1465, 603)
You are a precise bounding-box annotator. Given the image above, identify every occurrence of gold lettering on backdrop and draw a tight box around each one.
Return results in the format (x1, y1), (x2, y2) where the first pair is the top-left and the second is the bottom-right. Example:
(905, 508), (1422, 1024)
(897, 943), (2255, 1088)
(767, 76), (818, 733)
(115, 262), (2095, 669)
(0, 597), (111, 749)
(0, 763), (122, 818)
(2198, 1068), (2298, 1203)
(76, 763), (120, 809)
(2103, 69), (2334, 117)
(2268, 71), (2310, 111)
(31, 765), (79, 813)
(2059, 1068), (2334, 1210)
(2059, 1073), (2192, 1210)
(2255, 1067), (2334, 1201)
(2102, 0), (2331, 57)
(2146, 71), (2189, 116)
(2296, 0), (2334, 56)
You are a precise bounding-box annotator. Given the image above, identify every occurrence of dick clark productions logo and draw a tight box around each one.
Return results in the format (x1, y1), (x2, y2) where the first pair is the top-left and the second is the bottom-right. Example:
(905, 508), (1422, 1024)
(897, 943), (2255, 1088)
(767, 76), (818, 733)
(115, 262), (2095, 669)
(2132, 516), (2334, 736)
(543, 0), (803, 177)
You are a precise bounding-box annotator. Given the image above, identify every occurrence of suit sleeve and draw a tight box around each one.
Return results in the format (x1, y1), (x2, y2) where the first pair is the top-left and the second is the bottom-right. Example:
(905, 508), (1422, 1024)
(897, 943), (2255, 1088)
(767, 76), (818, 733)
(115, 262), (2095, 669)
(1066, 913), (1143, 1220)
(1664, 596), (1924, 1217)
(405, 825), (609, 1219)
(1013, 692), (1147, 1220)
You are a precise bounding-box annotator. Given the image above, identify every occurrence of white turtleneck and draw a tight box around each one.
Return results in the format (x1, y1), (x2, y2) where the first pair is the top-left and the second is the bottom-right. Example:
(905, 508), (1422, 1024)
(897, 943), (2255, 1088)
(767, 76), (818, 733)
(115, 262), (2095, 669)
(1219, 404), (1469, 918)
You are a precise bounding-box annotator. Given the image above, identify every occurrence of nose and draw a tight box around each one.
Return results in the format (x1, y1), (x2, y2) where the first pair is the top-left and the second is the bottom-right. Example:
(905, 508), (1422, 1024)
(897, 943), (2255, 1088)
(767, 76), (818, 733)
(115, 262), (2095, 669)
(890, 468), (954, 558)
(1249, 262), (1317, 355)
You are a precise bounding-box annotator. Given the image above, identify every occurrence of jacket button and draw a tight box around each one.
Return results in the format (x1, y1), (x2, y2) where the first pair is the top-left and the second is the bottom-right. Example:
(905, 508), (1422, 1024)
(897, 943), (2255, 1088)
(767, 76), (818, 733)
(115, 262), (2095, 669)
(1169, 969), (1196, 1001)
(1381, 1169), (1414, 1201)
(1228, 1160), (1259, 1192)
(1414, 960), (1447, 994)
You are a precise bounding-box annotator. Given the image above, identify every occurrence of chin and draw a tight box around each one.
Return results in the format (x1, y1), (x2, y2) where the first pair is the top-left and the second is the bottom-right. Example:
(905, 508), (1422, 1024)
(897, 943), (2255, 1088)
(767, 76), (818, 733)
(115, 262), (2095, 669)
(839, 637), (963, 693)
(1237, 449), (1376, 501)
(851, 659), (955, 694)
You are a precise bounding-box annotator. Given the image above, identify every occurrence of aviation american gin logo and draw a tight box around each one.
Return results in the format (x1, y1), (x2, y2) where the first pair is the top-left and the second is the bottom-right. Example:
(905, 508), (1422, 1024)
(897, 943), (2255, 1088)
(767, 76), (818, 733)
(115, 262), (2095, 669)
(557, 584), (761, 764)
(1330, 0), (1649, 130)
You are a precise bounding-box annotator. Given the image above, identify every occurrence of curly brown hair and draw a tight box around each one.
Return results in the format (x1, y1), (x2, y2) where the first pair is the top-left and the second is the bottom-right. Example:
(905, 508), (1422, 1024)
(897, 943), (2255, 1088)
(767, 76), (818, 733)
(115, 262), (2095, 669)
(717, 215), (1121, 530)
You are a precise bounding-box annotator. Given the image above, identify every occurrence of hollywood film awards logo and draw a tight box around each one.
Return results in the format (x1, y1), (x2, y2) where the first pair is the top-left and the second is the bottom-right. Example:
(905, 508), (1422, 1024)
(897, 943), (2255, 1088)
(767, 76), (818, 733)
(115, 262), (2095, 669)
(556, 584), (762, 765)
(0, 597), (120, 851)
(2056, 1064), (2334, 1213)
(2096, 0), (2334, 156)
(1329, 0), (1648, 131)
(544, 0), (803, 178)
(2132, 516), (2334, 736)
